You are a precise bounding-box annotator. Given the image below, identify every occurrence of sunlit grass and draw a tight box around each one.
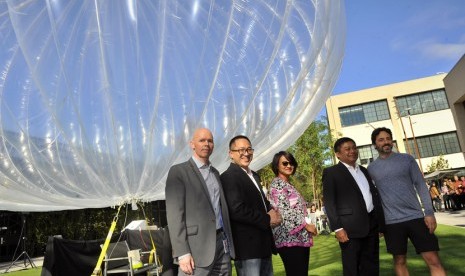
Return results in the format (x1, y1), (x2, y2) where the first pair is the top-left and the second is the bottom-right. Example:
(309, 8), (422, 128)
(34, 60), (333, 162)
(5, 225), (465, 276)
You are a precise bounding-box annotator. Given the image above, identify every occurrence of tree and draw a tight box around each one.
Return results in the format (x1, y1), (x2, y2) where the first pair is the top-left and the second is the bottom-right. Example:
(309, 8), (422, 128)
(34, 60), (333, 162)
(289, 119), (333, 207)
(425, 154), (450, 174)
(258, 163), (275, 193)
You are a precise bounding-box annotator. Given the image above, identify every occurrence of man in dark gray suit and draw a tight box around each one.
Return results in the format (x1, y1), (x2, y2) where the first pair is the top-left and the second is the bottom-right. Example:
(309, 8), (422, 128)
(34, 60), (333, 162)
(322, 137), (384, 276)
(165, 128), (235, 276)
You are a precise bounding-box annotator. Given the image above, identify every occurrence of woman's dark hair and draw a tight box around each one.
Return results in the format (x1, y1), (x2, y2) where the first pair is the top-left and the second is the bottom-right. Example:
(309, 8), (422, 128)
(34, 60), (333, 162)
(271, 151), (298, 176)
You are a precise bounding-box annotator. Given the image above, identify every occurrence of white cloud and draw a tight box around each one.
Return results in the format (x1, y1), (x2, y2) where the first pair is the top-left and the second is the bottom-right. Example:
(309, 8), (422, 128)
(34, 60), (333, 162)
(390, 2), (465, 61)
(417, 41), (465, 60)
(406, 3), (465, 30)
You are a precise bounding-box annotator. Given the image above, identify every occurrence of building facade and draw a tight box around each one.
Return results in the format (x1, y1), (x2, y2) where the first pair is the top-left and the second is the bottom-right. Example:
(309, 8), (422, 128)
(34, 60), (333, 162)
(326, 67), (465, 173)
(443, 54), (465, 155)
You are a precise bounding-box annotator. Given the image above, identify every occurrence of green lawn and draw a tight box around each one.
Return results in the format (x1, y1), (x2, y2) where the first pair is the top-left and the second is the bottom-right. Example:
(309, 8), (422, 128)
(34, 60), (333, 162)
(5, 225), (465, 276)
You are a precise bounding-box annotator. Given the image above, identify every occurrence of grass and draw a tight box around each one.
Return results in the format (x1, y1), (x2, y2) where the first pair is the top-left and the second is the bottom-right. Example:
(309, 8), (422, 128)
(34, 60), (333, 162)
(4, 225), (465, 276)
(1, 268), (41, 276)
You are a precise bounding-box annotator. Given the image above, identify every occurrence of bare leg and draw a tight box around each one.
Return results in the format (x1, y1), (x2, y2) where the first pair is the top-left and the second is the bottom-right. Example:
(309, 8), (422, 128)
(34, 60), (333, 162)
(420, 251), (446, 276)
(393, 255), (409, 276)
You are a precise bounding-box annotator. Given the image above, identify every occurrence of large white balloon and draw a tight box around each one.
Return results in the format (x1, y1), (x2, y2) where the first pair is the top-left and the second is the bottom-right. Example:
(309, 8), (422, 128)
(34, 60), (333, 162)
(0, 0), (345, 211)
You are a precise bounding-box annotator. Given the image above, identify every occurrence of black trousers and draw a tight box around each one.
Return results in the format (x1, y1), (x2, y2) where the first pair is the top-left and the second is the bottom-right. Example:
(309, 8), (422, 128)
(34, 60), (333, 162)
(339, 212), (380, 276)
(277, 246), (310, 276)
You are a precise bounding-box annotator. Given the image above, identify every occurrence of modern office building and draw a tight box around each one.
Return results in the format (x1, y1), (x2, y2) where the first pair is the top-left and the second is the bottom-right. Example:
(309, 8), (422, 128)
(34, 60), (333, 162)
(444, 54), (465, 157)
(325, 55), (465, 173)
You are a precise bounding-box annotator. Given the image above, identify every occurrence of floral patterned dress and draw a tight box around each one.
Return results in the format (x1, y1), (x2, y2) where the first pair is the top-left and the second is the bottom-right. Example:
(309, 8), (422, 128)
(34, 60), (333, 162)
(268, 177), (313, 248)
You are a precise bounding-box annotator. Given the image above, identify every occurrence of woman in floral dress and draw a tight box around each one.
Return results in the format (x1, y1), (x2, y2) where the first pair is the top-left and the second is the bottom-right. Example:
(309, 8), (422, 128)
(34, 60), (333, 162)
(268, 151), (318, 275)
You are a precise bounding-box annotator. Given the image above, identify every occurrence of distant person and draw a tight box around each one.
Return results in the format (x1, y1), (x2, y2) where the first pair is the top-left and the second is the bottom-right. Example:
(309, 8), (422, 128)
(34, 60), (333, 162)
(453, 175), (465, 209)
(165, 128), (235, 276)
(440, 181), (452, 211)
(368, 127), (446, 276)
(322, 137), (385, 276)
(446, 178), (458, 210)
(221, 135), (281, 276)
(429, 182), (442, 212)
(308, 204), (318, 226)
(310, 204), (317, 213)
(457, 184), (465, 209)
(453, 175), (461, 187)
(268, 151), (317, 276)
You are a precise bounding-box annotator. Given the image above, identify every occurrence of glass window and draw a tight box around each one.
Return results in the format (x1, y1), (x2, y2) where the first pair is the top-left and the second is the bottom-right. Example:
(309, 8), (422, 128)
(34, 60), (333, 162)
(406, 94), (421, 115)
(429, 135), (446, 156)
(339, 100), (390, 127)
(443, 132), (461, 154)
(396, 89), (449, 116)
(419, 93), (434, 113)
(357, 145), (375, 166)
(363, 103), (377, 123)
(396, 97), (408, 116)
(417, 138), (433, 158)
(431, 90), (449, 110)
(357, 142), (397, 165)
(374, 101), (390, 119)
(404, 132), (461, 158)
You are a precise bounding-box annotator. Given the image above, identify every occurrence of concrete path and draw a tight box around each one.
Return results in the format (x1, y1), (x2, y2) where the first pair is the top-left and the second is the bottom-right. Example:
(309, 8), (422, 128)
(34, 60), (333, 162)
(434, 208), (465, 228)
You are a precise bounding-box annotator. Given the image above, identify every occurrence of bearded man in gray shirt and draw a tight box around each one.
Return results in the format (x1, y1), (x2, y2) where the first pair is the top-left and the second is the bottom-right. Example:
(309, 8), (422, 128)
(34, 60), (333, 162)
(368, 127), (445, 276)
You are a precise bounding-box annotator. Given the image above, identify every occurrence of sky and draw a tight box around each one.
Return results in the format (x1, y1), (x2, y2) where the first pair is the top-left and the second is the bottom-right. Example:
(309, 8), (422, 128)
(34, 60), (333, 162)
(331, 0), (465, 98)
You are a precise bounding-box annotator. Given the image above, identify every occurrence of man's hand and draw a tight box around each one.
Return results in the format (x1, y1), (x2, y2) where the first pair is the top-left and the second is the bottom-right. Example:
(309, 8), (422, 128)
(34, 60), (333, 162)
(179, 254), (195, 275)
(268, 209), (282, 227)
(335, 229), (349, 243)
(424, 215), (437, 234)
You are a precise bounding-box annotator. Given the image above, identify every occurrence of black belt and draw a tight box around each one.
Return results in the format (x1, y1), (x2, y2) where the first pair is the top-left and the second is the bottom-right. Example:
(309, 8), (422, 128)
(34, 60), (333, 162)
(216, 228), (223, 234)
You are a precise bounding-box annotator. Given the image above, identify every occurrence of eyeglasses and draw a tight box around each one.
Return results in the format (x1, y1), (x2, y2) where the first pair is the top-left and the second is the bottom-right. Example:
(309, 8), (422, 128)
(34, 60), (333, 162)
(281, 161), (294, 167)
(230, 147), (255, 155)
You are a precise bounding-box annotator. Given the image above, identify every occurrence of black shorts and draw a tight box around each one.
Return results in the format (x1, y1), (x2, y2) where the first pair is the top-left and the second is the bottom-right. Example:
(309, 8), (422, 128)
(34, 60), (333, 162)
(384, 218), (439, 255)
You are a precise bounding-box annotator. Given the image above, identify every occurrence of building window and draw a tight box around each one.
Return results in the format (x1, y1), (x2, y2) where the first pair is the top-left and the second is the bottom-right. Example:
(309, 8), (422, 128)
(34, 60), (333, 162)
(395, 89), (449, 116)
(357, 142), (398, 166)
(357, 145), (378, 166)
(405, 132), (461, 159)
(339, 100), (390, 127)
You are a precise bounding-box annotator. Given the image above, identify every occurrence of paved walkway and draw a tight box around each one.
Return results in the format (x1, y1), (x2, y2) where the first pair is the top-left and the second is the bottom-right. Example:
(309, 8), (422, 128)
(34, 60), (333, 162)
(434, 208), (465, 228)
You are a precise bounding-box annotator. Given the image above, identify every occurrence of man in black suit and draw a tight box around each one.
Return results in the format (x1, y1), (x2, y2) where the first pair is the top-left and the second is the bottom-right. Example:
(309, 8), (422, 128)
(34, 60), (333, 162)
(165, 128), (235, 276)
(322, 137), (385, 276)
(221, 135), (281, 276)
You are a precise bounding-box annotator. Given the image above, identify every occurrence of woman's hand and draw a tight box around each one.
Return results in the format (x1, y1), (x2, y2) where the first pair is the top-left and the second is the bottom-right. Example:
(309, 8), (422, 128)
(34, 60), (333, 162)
(305, 223), (318, 235)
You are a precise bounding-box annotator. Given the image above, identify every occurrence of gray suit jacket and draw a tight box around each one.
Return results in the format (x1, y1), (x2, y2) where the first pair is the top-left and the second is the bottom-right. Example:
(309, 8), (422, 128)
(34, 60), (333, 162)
(165, 158), (235, 267)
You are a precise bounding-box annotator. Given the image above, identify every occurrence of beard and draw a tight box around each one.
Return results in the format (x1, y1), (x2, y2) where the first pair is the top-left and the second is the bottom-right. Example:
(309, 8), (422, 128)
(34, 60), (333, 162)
(377, 144), (393, 154)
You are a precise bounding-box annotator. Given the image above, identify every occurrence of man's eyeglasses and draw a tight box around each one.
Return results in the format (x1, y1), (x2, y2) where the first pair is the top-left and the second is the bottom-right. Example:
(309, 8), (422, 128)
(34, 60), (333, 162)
(281, 161), (294, 167)
(230, 148), (255, 155)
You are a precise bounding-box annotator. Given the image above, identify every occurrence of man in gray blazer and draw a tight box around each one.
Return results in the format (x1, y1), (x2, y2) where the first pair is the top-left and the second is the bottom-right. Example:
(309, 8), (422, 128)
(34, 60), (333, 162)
(165, 128), (235, 276)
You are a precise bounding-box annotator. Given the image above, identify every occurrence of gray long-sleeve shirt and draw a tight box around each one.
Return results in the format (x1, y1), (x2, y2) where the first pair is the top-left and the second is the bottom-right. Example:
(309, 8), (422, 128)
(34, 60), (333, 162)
(368, 152), (434, 224)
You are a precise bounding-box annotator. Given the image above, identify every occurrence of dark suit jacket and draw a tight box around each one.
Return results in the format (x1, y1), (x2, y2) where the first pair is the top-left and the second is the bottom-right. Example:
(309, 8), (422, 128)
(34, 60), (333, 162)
(220, 163), (276, 260)
(165, 158), (235, 267)
(322, 162), (385, 238)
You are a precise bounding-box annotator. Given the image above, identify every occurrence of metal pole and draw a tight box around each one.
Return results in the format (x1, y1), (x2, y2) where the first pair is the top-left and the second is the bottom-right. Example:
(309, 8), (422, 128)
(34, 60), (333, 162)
(406, 109), (424, 173)
(393, 99), (412, 155)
